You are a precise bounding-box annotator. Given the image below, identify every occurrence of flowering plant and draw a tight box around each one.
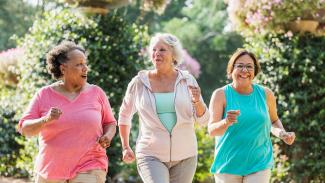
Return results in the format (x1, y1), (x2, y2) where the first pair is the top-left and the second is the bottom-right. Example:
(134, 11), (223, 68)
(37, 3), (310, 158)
(227, 0), (325, 35)
(0, 48), (24, 86)
(178, 49), (201, 78)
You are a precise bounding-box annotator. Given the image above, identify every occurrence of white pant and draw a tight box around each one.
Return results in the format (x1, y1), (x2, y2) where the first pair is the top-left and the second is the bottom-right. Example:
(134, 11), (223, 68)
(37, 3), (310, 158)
(35, 169), (106, 183)
(214, 169), (271, 183)
(137, 156), (197, 183)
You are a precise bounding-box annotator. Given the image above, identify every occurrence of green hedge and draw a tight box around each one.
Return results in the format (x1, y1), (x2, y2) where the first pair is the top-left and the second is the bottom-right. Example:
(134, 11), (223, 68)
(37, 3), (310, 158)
(0, 8), (149, 179)
(246, 33), (325, 182)
(0, 107), (24, 177)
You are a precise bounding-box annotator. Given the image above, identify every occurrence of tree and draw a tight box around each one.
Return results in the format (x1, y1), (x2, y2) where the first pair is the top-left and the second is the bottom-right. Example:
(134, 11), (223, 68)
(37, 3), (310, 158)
(0, 0), (38, 50)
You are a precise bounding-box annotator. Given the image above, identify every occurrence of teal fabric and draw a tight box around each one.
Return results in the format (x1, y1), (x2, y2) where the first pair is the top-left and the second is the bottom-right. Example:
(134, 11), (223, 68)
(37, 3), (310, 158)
(154, 92), (177, 133)
(210, 84), (273, 176)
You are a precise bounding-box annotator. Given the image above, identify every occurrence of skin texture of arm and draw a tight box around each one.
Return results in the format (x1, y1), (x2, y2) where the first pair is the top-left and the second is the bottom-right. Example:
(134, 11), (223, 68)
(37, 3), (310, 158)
(21, 107), (62, 137)
(265, 87), (295, 145)
(98, 123), (117, 148)
(207, 88), (239, 137)
(119, 124), (135, 163)
(188, 85), (206, 117)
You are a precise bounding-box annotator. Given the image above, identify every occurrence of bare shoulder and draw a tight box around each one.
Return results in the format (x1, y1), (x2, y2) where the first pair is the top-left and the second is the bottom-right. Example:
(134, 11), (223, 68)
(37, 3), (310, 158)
(263, 86), (276, 102)
(211, 87), (226, 103)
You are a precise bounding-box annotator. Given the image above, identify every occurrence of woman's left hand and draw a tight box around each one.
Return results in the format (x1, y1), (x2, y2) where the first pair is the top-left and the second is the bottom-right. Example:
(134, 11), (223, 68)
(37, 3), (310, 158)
(188, 85), (201, 104)
(98, 135), (112, 148)
(280, 131), (296, 145)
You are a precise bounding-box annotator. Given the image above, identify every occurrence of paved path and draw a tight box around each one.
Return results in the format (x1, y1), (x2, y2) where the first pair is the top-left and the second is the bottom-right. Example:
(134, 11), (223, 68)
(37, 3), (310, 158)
(0, 177), (32, 183)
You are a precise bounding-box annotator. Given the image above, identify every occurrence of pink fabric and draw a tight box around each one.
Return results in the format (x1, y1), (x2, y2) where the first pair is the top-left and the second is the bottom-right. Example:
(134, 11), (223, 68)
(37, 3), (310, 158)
(18, 85), (116, 180)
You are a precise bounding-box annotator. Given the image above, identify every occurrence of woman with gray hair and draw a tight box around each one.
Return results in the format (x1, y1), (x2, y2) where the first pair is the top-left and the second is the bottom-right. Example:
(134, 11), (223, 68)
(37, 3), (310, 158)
(118, 33), (209, 183)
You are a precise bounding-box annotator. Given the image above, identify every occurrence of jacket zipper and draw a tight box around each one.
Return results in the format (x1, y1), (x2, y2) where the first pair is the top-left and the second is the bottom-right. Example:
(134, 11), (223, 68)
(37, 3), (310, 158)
(144, 71), (182, 163)
(169, 77), (179, 162)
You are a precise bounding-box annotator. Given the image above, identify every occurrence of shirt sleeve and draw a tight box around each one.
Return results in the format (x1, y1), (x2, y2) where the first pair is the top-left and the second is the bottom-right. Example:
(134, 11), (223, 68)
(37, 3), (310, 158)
(97, 87), (117, 126)
(118, 77), (138, 126)
(17, 91), (42, 133)
(188, 74), (210, 126)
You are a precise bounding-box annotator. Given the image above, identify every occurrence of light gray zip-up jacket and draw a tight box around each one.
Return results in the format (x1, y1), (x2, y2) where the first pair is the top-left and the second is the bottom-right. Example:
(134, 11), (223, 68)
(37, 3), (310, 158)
(118, 70), (209, 162)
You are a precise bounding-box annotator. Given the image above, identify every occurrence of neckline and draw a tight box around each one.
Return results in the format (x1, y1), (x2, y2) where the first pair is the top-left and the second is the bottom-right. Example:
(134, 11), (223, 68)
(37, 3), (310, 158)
(145, 69), (181, 91)
(49, 83), (94, 103)
(154, 92), (174, 94)
(229, 83), (255, 96)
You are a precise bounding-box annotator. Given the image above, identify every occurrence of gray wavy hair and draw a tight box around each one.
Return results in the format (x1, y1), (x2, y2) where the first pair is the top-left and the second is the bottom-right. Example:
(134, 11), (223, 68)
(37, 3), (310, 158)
(148, 33), (184, 66)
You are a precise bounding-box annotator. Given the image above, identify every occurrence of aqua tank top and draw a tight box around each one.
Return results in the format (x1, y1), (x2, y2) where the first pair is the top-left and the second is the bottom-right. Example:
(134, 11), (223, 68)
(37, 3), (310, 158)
(210, 84), (273, 175)
(154, 92), (177, 133)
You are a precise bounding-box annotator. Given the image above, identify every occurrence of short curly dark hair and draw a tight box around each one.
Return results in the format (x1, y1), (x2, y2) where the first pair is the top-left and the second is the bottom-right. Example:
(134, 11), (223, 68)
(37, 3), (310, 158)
(46, 41), (85, 79)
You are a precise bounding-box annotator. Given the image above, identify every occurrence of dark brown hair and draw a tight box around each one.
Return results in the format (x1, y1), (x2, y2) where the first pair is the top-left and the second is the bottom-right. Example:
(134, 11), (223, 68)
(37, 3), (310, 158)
(226, 48), (261, 79)
(46, 41), (85, 79)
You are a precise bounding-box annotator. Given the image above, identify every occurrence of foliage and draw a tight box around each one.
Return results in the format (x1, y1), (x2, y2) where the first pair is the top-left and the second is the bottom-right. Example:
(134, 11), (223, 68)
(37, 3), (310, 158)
(0, 106), (26, 177)
(195, 127), (214, 182)
(0, 0), (38, 50)
(227, 0), (325, 35)
(142, 0), (170, 14)
(246, 33), (325, 182)
(271, 144), (291, 183)
(161, 0), (243, 101)
(0, 8), (149, 179)
(118, 0), (187, 32)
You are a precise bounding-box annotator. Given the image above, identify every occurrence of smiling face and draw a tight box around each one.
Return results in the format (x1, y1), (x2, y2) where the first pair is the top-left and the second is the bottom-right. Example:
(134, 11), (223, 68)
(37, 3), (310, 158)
(60, 49), (88, 87)
(151, 39), (175, 71)
(231, 54), (255, 86)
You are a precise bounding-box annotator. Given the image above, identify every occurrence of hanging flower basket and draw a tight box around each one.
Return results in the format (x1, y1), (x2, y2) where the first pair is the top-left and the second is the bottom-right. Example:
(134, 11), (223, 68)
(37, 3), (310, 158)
(226, 0), (325, 35)
(63, 0), (131, 14)
(289, 20), (319, 33)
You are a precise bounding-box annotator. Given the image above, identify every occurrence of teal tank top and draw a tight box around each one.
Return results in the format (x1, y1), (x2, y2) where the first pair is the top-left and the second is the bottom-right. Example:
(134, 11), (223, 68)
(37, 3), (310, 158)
(154, 92), (177, 133)
(210, 84), (273, 175)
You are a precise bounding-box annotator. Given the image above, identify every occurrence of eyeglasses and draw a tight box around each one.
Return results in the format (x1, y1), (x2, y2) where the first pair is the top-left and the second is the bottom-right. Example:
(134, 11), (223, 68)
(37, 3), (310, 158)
(234, 64), (255, 71)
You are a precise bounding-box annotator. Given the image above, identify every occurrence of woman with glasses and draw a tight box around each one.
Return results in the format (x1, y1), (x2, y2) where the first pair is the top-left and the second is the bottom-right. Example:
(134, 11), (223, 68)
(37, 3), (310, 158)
(208, 49), (296, 183)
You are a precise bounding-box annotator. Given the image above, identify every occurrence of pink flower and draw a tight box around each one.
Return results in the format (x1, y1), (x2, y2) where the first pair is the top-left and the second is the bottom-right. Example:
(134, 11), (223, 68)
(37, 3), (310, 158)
(0, 48), (24, 85)
(0, 48), (24, 59)
(273, 0), (282, 4)
(284, 31), (293, 39)
(178, 49), (201, 78)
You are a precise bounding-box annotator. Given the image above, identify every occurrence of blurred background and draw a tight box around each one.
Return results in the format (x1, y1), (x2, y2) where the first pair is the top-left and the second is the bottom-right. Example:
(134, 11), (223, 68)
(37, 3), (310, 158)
(0, 0), (324, 182)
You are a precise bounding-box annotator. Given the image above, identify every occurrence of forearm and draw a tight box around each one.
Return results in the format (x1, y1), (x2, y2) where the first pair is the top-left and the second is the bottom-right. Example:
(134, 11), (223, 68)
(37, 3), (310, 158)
(103, 123), (117, 139)
(271, 119), (286, 138)
(119, 125), (131, 149)
(21, 117), (48, 137)
(208, 119), (230, 137)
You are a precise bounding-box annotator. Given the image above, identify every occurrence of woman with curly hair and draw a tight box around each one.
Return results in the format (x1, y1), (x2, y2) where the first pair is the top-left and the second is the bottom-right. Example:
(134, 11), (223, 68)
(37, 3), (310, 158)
(18, 41), (116, 183)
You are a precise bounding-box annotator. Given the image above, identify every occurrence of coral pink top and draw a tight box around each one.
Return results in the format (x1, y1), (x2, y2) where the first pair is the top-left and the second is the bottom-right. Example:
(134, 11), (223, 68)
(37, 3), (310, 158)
(18, 84), (117, 180)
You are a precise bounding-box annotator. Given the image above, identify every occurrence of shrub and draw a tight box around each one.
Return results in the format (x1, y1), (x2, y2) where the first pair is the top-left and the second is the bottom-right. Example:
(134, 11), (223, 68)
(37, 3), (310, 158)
(0, 106), (26, 177)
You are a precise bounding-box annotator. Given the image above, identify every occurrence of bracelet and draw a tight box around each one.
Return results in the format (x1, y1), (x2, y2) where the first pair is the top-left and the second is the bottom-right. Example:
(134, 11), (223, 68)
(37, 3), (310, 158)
(279, 130), (286, 139)
(192, 100), (200, 105)
(122, 146), (130, 150)
(41, 117), (49, 125)
(223, 119), (229, 126)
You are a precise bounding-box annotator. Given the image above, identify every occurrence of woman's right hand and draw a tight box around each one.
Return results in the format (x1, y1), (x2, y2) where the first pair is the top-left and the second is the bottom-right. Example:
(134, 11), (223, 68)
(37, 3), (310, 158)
(44, 107), (62, 123)
(225, 110), (240, 125)
(122, 147), (135, 164)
